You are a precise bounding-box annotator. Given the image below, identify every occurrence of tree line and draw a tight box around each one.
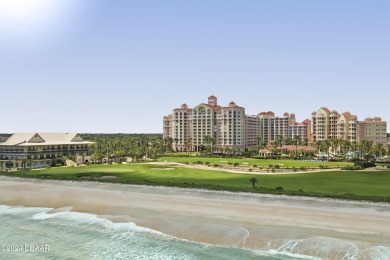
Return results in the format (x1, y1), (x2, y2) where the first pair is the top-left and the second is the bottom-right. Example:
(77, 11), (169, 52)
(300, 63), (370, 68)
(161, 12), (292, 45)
(88, 135), (174, 163)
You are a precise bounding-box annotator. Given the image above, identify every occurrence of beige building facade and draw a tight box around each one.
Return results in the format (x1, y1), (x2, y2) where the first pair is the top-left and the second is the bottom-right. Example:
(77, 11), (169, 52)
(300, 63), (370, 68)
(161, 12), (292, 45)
(0, 133), (93, 171)
(164, 96), (312, 151)
(358, 117), (387, 145)
(312, 108), (359, 142)
(164, 98), (388, 151)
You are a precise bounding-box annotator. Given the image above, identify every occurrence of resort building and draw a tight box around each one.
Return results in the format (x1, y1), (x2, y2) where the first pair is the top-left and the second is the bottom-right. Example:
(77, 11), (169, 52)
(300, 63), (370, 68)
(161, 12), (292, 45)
(288, 119), (311, 143)
(164, 96), (251, 151)
(258, 112), (294, 144)
(245, 115), (261, 149)
(191, 96), (218, 151)
(337, 112), (357, 142)
(215, 101), (246, 150)
(170, 104), (192, 151)
(312, 108), (358, 142)
(357, 117), (387, 145)
(0, 133), (93, 171)
(311, 107), (332, 141)
(258, 112), (310, 144)
(164, 97), (388, 151)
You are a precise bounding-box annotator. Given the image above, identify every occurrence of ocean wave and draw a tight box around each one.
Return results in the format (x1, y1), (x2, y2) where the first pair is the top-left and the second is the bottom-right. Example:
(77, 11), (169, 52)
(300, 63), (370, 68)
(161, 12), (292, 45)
(31, 210), (165, 236)
(264, 237), (390, 259)
(0, 204), (164, 236)
(2, 204), (389, 259)
(0, 204), (52, 215)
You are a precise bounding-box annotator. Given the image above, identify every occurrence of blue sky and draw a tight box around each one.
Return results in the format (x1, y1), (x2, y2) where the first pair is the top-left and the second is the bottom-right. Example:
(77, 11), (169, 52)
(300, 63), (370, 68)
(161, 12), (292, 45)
(1, 1), (389, 133)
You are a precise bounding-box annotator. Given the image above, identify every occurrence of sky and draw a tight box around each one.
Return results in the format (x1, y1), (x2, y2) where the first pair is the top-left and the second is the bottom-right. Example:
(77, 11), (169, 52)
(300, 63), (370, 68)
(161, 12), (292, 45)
(0, 0), (389, 133)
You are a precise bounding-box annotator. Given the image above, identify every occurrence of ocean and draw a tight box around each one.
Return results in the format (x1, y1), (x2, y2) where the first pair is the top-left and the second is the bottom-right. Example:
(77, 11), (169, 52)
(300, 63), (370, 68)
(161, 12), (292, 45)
(0, 205), (389, 260)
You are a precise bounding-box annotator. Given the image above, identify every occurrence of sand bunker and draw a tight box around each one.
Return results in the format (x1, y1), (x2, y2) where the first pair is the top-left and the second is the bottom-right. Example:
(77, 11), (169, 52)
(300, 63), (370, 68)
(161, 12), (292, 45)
(78, 176), (94, 179)
(99, 176), (118, 179)
(78, 175), (117, 180)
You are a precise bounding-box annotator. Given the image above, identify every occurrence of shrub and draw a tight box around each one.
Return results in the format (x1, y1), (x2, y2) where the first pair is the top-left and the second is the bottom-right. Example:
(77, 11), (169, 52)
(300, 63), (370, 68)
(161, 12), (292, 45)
(300, 166), (306, 171)
(299, 189), (303, 192)
(251, 156), (269, 159)
(275, 164), (281, 169)
(213, 164), (219, 167)
(196, 161), (203, 165)
(248, 168), (253, 172)
(54, 163), (62, 167)
(242, 151), (251, 157)
(205, 162), (210, 165)
(233, 162), (240, 167)
(253, 164), (257, 168)
(228, 162), (233, 165)
(271, 168), (275, 173)
(354, 161), (376, 169)
(292, 167), (297, 172)
(341, 166), (361, 170)
(268, 164), (273, 168)
(275, 186), (284, 190)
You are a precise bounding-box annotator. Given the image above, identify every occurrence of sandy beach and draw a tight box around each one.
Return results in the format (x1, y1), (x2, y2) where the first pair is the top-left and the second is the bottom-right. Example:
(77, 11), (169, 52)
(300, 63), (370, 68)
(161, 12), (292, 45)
(1, 176), (389, 258)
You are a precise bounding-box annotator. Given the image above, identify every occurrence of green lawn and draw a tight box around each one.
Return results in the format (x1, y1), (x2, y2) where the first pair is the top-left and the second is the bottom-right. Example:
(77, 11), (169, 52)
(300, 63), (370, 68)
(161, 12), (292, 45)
(157, 157), (353, 168)
(2, 163), (389, 202)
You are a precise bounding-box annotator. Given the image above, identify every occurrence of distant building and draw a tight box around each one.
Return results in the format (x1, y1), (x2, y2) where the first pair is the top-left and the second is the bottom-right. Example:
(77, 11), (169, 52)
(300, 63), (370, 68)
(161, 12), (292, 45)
(288, 119), (311, 143)
(0, 133), (93, 170)
(163, 96), (309, 151)
(164, 97), (387, 151)
(311, 108), (357, 142)
(164, 96), (250, 151)
(258, 112), (309, 144)
(358, 117), (387, 145)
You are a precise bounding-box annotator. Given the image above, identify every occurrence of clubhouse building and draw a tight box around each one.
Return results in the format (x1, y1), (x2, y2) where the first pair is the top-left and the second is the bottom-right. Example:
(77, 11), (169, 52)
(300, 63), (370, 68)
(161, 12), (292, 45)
(0, 133), (93, 171)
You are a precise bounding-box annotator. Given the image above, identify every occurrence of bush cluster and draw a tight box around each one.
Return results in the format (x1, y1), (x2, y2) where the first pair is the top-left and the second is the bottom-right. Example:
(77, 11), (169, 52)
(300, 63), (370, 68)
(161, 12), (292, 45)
(341, 166), (361, 171)
(354, 161), (376, 169)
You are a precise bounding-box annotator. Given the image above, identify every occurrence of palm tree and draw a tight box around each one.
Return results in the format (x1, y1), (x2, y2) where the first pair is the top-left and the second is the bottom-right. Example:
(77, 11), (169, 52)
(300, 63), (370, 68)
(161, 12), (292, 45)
(322, 139), (331, 158)
(249, 177), (257, 188)
(315, 140), (323, 155)
(203, 135), (216, 156)
(340, 139), (351, 156)
(372, 143), (384, 159)
(21, 158), (27, 170)
(293, 135), (301, 158)
(358, 140), (373, 161)
(174, 138), (179, 152)
(330, 138), (340, 156)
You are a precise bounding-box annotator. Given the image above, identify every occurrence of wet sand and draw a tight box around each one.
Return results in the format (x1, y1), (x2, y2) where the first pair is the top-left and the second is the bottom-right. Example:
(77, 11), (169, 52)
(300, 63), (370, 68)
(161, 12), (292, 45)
(1, 176), (389, 255)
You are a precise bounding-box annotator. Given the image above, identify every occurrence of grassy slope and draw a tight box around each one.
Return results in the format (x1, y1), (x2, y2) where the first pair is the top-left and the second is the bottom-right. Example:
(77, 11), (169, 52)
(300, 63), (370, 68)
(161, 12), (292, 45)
(157, 157), (353, 167)
(2, 164), (389, 202)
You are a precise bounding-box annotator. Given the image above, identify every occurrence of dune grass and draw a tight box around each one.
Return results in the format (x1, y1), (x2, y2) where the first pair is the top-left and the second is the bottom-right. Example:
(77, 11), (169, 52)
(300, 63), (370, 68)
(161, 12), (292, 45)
(2, 163), (389, 202)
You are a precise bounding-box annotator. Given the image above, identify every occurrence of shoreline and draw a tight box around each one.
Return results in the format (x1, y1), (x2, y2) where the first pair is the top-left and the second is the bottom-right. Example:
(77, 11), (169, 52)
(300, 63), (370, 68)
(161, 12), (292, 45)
(1, 175), (389, 207)
(1, 175), (390, 256)
(2, 172), (389, 204)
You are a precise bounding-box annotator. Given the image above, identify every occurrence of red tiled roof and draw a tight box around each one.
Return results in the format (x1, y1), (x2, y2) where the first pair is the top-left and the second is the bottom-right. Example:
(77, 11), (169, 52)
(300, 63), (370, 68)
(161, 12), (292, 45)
(258, 111), (275, 116)
(280, 145), (316, 151)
